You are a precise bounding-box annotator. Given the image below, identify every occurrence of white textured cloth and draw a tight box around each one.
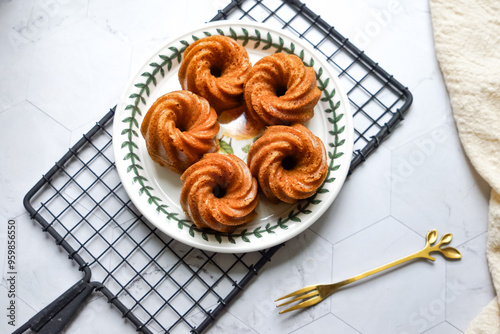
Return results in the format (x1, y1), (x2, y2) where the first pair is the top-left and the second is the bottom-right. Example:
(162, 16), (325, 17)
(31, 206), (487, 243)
(429, 0), (500, 332)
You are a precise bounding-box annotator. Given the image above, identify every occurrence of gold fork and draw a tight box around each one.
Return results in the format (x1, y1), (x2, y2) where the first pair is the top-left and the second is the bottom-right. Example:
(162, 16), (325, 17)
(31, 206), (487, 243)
(275, 229), (461, 314)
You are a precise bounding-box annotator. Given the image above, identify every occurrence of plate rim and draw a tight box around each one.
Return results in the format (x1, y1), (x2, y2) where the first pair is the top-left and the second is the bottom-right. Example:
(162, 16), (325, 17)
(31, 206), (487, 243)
(112, 20), (353, 253)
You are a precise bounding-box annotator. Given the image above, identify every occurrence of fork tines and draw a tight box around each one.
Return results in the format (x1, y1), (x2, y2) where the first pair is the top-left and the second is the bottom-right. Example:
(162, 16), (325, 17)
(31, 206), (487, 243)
(275, 285), (322, 314)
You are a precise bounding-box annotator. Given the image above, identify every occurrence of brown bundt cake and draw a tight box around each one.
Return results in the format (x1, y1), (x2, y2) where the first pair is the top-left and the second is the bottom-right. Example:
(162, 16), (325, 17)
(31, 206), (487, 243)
(140, 90), (219, 174)
(180, 153), (259, 233)
(247, 124), (328, 203)
(178, 35), (251, 114)
(244, 53), (321, 126)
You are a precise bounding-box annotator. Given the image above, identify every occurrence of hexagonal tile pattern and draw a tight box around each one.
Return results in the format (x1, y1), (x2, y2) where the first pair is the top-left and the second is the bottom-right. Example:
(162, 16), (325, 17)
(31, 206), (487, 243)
(330, 217), (446, 333)
(227, 229), (333, 333)
(193, 310), (258, 334)
(311, 146), (391, 244)
(422, 322), (462, 334)
(28, 19), (131, 130)
(391, 122), (490, 245)
(0, 101), (70, 218)
(446, 232), (496, 331)
(2, 0), (497, 333)
(290, 313), (359, 333)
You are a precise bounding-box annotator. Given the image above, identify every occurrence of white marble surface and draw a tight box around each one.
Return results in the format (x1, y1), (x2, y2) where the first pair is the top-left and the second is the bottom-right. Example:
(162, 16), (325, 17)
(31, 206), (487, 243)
(0, 0), (495, 333)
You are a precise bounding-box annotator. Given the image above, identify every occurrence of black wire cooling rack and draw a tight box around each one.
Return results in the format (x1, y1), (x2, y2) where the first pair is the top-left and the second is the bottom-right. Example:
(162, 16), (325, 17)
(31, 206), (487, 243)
(19, 0), (412, 333)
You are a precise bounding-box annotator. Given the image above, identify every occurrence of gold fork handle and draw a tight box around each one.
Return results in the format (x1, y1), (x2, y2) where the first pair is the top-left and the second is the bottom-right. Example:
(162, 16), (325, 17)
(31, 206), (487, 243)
(333, 248), (430, 290)
(324, 230), (461, 295)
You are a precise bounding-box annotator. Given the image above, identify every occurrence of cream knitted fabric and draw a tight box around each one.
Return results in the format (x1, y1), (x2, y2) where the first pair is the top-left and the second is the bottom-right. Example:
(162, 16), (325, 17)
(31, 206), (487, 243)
(429, 0), (500, 331)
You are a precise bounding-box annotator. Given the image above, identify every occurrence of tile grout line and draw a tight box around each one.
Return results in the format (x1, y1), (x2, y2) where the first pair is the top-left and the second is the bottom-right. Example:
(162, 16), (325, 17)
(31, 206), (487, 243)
(86, 0), (90, 18)
(25, 99), (72, 133)
(330, 312), (363, 334)
(446, 319), (464, 333)
(307, 227), (335, 247)
(454, 231), (487, 249)
(226, 308), (259, 334)
(330, 215), (391, 247)
(0, 100), (29, 115)
(391, 215), (426, 240)
(287, 312), (330, 334)
(420, 320), (446, 333)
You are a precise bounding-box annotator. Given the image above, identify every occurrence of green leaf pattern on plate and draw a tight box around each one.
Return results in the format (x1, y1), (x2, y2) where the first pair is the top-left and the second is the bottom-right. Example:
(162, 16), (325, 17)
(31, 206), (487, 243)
(218, 138), (234, 155)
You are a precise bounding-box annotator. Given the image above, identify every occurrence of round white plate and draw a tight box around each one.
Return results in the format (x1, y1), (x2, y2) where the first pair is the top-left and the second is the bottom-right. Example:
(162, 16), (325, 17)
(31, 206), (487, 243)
(113, 21), (353, 253)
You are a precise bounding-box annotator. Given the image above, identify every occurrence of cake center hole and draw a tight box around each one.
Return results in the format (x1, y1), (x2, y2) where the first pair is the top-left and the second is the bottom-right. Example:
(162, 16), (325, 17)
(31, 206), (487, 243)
(276, 86), (287, 97)
(213, 184), (227, 198)
(210, 66), (223, 78)
(282, 156), (297, 170)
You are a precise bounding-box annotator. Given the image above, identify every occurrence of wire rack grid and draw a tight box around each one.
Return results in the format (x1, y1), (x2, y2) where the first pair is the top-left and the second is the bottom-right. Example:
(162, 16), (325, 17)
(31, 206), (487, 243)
(20, 0), (412, 333)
